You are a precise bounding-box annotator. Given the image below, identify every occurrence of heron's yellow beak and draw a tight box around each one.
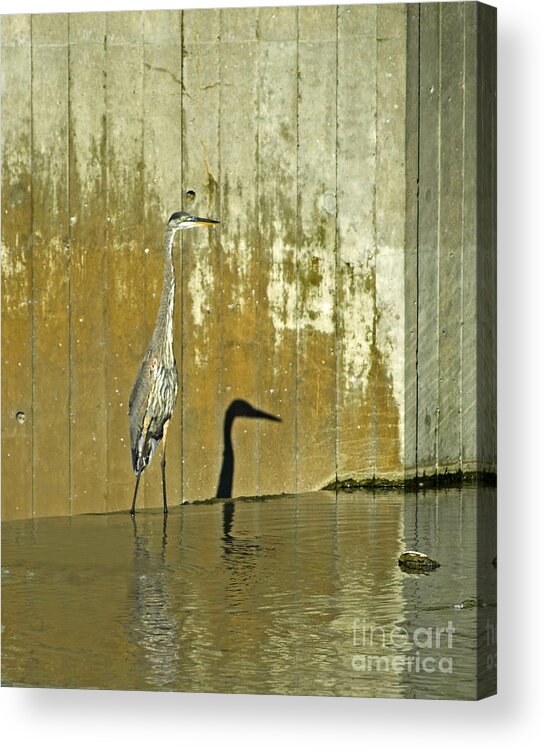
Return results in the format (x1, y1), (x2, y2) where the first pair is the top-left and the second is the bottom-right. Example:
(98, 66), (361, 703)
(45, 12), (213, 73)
(187, 215), (220, 227)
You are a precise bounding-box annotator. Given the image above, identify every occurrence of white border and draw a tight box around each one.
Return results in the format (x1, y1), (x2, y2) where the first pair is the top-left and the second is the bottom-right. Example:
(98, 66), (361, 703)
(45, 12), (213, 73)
(2, 0), (545, 747)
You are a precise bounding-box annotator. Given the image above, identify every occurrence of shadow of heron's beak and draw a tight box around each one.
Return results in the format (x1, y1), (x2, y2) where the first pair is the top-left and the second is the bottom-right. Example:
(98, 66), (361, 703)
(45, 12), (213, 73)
(250, 407), (282, 422)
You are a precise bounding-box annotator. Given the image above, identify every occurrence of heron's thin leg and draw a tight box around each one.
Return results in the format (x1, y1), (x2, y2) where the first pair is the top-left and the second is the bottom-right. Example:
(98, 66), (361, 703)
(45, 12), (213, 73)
(161, 513), (168, 562)
(131, 470), (142, 516)
(161, 420), (170, 515)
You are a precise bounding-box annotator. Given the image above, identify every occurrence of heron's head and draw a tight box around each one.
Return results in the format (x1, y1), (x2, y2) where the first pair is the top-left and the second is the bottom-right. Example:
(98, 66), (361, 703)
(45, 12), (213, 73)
(167, 210), (220, 231)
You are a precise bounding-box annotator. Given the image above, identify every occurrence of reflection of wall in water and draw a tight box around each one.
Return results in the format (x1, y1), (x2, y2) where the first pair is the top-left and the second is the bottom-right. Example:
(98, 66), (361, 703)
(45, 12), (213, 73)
(333, 493), (408, 698)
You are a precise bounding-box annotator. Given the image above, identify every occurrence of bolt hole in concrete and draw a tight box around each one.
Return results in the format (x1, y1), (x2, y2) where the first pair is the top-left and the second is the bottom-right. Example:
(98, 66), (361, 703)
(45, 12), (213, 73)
(15, 411), (26, 424)
(185, 189), (196, 202)
(323, 191), (337, 215)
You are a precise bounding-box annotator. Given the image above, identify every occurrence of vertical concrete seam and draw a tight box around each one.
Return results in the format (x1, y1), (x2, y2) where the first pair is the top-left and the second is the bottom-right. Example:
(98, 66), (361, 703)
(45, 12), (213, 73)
(139, 12), (145, 506)
(256, 9), (262, 497)
(372, 4), (378, 480)
(295, 6), (300, 493)
(476, 3), (481, 474)
(67, 14), (72, 514)
(30, 15), (35, 518)
(218, 9), (227, 499)
(101, 19), (108, 512)
(334, 5), (340, 486)
(104, 15), (110, 510)
(435, 3), (442, 475)
(459, 5), (466, 471)
(415, 2), (422, 479)
(492, 8), (497, 471)
(255, 9), (260, 497)
(142, 13), (147, 499)
(214, 9), (222, 502)
(180, 8), (185, 501)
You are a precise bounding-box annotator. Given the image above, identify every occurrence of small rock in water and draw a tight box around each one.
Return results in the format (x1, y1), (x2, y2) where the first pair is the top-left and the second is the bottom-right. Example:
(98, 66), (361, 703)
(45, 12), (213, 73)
(398, 550), (440, 572)
(454, 597), (485, 610)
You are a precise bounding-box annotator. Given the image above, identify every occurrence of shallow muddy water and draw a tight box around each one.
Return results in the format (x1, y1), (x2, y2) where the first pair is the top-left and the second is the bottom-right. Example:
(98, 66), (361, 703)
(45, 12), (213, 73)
(2, 488), (496, 699)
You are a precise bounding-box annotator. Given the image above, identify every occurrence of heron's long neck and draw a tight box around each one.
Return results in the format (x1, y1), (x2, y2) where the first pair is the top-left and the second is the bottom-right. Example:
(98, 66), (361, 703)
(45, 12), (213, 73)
(151, 227), (176, 366)
(216, 415), (235, 498)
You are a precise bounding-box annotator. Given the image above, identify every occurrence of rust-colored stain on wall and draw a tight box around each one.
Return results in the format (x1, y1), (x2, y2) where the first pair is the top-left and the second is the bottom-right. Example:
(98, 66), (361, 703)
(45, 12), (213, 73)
(1, 4), (495, 519)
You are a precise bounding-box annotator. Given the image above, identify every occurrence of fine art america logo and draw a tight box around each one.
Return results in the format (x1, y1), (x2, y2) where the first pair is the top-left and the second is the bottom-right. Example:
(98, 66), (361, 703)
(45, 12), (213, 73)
(352, 619), (456, 674)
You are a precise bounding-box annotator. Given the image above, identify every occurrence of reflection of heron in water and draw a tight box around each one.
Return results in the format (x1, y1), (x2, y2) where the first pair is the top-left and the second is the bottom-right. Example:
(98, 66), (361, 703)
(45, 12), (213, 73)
(216, 399), (281, 562)
(128, 515), (180, 689)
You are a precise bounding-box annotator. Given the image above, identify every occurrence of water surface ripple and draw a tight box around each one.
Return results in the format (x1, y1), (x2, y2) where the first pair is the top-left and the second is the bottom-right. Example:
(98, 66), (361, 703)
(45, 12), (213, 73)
(2, 488), (496, 699)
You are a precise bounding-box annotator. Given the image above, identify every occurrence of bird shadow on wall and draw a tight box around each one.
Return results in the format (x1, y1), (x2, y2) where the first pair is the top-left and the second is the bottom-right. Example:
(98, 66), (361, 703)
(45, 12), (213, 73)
(216, 399), (281, 562)
(216, 399), (282, 501)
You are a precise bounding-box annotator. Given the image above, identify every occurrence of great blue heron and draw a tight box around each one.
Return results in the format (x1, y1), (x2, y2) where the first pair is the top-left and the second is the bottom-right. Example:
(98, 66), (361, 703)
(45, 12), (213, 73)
(129, 210), (219, 515)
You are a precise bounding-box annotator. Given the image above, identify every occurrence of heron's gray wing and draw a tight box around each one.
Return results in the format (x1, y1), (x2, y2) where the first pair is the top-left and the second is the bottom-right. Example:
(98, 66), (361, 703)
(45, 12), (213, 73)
(128, 349), (157, 474)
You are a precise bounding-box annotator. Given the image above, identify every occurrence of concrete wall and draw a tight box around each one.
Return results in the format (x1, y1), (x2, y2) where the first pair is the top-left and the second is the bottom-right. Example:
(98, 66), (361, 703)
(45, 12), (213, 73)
(1, 3), (496, 520)
(404, 2), (497, 479)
